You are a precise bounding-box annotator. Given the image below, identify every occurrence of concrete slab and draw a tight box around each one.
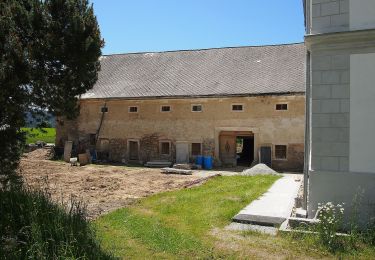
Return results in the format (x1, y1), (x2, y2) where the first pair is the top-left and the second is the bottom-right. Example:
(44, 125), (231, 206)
(232, 174), (302, 226)
(225, 222), (278, 236)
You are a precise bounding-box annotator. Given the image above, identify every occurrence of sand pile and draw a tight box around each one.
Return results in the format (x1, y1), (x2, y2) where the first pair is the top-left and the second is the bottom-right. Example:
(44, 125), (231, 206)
(241, 163), (280, 176)
(23, 148), (53, 160)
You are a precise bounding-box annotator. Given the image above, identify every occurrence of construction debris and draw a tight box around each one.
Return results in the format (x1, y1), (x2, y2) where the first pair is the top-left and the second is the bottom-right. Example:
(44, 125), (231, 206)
(63, 141), (73, 162)
(145, 161), (173, 168)
(241, 163), (280, 176)
(173, 163), (192, 170)
(70, 157), (78, 166)
(161, 167), (193, 175)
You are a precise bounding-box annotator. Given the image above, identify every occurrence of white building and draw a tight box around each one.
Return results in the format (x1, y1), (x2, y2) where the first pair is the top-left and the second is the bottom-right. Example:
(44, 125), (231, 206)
(304, 0), (375, 226)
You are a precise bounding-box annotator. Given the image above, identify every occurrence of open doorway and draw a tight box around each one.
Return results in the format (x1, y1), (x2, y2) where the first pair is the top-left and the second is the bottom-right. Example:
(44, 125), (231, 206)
(236, 136), (254, 166)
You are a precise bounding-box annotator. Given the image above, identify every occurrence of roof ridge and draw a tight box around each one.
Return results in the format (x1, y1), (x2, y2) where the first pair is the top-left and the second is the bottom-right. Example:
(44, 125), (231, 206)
(101, 42), (304, 57)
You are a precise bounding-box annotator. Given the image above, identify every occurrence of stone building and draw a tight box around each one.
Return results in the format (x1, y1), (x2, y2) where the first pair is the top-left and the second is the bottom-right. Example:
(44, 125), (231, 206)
(56, 43), (306, 171)
(304, 0), (375, 224)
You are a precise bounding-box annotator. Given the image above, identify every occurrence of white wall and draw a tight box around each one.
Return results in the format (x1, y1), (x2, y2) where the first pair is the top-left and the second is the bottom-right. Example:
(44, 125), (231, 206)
(350, 53), (375, 173)
(350, 0), (375, 30)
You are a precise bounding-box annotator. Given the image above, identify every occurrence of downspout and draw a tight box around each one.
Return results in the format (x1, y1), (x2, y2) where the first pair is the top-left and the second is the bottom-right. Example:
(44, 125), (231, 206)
(95, 101), (107, 145)
(303, 50), (311, 212)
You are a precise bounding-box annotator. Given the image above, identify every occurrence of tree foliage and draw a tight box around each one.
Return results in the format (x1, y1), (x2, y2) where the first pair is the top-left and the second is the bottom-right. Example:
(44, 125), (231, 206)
(0, 0), (103, 187)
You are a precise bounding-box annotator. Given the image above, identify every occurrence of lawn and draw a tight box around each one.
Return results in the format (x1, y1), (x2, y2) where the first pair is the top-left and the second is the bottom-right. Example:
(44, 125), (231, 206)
(95, 175), (375, 259)
(95, 175), (281, 259)
(21, 127), (56, 144)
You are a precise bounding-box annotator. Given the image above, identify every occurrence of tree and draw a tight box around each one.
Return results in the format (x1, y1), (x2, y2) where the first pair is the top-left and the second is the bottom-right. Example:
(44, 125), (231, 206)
(0, 0), (103, 188)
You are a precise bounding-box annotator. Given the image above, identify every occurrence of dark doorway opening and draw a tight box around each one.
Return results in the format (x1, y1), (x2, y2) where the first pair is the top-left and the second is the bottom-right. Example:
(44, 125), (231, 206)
(129, 141), (139, 161)
(236, 136), (254, 166)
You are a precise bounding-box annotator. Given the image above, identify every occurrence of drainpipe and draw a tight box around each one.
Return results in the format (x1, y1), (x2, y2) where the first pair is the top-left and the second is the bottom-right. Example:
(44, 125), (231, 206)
(95, 101), (107, 145)
(303, 50), (311, 212)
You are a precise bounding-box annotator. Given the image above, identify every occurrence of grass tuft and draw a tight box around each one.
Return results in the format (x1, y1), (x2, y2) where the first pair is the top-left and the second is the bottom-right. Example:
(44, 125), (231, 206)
(0, 187), (114, 259)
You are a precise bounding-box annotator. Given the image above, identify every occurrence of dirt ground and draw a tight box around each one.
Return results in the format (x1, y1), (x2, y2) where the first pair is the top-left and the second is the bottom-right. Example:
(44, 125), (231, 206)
(20, 148), (210, 218)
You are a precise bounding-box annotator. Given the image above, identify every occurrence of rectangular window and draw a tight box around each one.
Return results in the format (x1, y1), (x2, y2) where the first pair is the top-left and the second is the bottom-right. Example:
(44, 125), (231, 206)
(276, 104), (288, 111)
(160, 142), (170, 155)
(128, 106), (138, 113)
(191, 104), (202, 112)
(275, 145), (287, 159)
(161, 105), (171, 112)
(232, 104), (243, 111)
(191, 143), (202, 156)
(89, 133), (96, 145)
(101, 106), (108, 113)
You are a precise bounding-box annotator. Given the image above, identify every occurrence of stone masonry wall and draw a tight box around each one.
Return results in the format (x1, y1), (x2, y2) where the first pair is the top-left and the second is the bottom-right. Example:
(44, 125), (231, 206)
(310, 51), (350, 172)
(56, 95), (305, 169)
(310, 0), (349, 34)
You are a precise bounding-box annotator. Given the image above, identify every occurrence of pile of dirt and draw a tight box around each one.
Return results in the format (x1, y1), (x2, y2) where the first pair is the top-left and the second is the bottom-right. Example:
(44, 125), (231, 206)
(241, 164), (279, 176)
(23, 147), (53, 160)
(19, 154), (208, 218)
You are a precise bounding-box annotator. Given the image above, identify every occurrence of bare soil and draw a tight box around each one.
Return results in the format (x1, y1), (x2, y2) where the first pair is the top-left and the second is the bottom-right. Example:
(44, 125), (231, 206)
(20, 148), (207, 218)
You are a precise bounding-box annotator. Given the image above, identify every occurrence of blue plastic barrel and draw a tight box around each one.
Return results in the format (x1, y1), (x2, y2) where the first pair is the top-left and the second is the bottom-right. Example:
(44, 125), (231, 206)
(196, 155), (204, 166)
(203, 156), (213, 170)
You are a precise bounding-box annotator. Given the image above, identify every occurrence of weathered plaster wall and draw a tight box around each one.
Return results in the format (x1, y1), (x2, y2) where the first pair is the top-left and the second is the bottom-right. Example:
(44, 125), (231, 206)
(56, 95), (305, 170)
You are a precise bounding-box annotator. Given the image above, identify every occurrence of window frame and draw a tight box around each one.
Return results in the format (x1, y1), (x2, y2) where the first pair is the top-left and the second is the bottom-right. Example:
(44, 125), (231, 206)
(128, 106), (139, 113)
(159, 141), (171, 155)
(275, 103), (288, 111)
(274, 144), (288, 160)
(160, 105), (172, 112)
(191, 142), (202, 156)
(191, 104), (203, 113)
(89, 133), (96, 146)
(231, 103), (244, 112)
(101, 106), (108, 113)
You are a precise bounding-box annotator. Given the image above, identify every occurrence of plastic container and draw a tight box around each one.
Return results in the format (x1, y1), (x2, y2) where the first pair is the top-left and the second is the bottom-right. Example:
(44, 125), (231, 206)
(203, 156), (213, 170)
(195, 155), (204, 166)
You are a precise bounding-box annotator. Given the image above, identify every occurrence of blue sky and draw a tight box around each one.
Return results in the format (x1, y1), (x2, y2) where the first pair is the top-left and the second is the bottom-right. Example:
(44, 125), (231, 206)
(90, 0), (305, 55)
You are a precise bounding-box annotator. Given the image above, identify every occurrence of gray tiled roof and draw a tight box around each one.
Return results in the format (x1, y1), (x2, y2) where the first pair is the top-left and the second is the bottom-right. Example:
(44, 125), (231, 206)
(82, 43), (305, 99)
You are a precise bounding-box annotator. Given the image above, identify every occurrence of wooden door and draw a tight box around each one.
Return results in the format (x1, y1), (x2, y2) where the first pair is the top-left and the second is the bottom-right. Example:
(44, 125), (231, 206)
(129, 141), (139, 160)
(219, 134), (236, 165)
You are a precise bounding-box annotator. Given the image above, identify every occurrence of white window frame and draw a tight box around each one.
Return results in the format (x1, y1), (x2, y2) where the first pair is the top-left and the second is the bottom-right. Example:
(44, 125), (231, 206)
(275, 103), (288, 111)
(128, 106), (139, 113)
(231, 103), (245, 112)
(274, 144), (288, 160)
(160, 105), (172, 112)
(191, 104), (203, 112)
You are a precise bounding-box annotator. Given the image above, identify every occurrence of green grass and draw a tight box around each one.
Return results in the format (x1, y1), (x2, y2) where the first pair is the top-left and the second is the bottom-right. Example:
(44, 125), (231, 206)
(21, 127), (56, 144)
(0, 187), (114, 259)
(95, 175), (280, 259)
(96, 175), (375, 259)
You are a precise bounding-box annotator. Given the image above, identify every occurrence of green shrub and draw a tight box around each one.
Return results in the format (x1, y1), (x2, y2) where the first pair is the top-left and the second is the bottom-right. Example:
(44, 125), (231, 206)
(0, 187), (114, 259)
(314, 202), (345, 252)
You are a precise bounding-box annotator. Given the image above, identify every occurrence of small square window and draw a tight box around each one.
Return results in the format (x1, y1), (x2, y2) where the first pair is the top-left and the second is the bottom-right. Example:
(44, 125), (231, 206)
(232, 104), (243, 111)
(101, 106), (108, 113)
(129, 106), (138, 113)
(161, 105), (171, 112)
(160, 142), (170, 155)
(192, 105), (202, 112)
(276, 104), (288, 111)
(191, 143), (202, 156)
(275, 145), (287, 159)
